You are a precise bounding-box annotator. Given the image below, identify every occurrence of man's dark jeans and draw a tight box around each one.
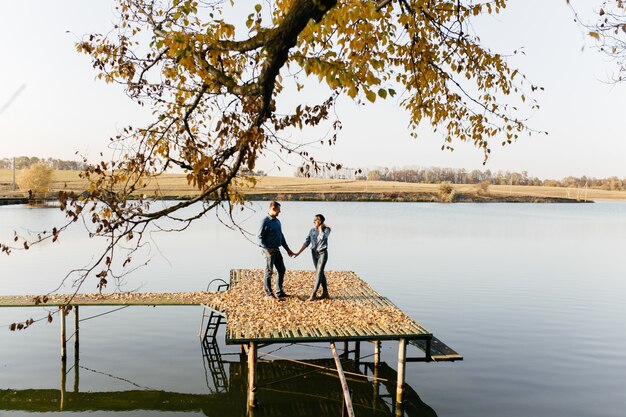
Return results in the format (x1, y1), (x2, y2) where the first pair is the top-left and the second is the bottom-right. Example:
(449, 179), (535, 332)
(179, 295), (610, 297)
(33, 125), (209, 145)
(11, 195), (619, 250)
(263, 249), (286, 296)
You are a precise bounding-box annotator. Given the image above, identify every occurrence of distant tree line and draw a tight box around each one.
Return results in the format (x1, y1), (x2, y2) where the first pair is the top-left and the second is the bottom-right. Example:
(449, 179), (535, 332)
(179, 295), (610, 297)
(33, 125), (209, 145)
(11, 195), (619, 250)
(294, 164), (361, 180)
(367, 167), (626, 191)
(366, 167), (540, 185)
(296, 165), (626, 191)
(0, 156), (84, 170)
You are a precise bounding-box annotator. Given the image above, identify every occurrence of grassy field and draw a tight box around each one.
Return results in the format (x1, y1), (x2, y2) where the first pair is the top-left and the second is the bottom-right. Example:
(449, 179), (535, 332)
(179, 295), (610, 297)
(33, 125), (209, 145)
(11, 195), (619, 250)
(2, 168), (626, 201)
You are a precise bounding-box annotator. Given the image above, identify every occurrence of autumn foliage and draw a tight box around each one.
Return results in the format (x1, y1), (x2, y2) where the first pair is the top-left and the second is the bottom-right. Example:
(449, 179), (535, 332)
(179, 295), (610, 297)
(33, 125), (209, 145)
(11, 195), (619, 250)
(4, 0), (543, 291)
(17, 163), (54, 194)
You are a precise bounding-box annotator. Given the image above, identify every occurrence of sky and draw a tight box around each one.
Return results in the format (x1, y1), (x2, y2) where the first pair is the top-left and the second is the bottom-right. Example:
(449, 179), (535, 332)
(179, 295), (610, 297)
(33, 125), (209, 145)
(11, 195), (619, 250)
(0, 0), (624, 180)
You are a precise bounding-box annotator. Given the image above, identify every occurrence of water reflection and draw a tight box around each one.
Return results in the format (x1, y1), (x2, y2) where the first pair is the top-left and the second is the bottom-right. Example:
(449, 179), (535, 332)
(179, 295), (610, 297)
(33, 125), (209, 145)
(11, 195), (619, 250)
(1, 340), (438, 417)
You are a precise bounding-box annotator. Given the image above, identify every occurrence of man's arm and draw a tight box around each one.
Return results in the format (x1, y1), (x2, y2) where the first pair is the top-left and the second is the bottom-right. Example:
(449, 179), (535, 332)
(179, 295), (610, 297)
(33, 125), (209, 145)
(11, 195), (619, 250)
(281, 233), (294, 256)
(257, 218), (267, 248)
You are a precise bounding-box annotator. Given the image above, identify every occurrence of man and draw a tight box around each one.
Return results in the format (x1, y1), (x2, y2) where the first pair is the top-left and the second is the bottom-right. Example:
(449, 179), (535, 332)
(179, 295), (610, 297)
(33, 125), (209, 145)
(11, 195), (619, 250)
(258, 201), (294, 298)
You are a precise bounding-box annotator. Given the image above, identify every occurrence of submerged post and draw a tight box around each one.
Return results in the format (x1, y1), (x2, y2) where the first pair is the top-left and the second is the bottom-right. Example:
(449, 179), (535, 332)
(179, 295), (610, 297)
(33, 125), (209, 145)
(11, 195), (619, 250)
(396, 338), (407, 406)
(247, 341), (257, 409)
(60, 358), (66, 411)
(373, 362), (380, 412)
(74, 306), (80, 392)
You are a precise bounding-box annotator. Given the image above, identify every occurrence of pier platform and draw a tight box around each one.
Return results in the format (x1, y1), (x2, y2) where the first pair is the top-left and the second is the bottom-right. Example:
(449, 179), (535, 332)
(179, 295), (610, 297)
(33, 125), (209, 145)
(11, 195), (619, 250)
(0, 269), (460, 360)
(1, 269), (462, 412)
(214, 270), (442, 347)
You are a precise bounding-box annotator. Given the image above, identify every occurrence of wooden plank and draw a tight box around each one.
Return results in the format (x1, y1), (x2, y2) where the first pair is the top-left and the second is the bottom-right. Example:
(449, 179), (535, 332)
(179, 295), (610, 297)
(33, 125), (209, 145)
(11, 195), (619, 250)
(346, 325), (361, 337)
(299, 326), (310, 338)
(319, 327), (331, 338)
(289, 327), (298, 339)
(326, 327), (338, 338)
(409, 337), (463, 361)
(310, 326), (323, 338)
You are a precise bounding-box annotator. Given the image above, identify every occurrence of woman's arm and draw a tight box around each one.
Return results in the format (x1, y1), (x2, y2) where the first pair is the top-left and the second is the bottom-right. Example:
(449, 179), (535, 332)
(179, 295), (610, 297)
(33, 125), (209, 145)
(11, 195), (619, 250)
(295, 229), (312, 256)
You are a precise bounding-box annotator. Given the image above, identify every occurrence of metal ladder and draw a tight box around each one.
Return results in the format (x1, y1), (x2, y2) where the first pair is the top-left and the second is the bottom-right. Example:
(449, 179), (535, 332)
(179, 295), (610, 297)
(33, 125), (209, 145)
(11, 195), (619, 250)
(200, 278), (230, 393)
(202, 337), (229, 393)
(199, 278), (229, 342)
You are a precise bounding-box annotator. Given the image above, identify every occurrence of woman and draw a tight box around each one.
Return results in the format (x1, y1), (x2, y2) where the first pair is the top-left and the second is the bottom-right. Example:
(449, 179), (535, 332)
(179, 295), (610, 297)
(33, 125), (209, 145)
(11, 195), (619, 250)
(295, 214), (331, 301)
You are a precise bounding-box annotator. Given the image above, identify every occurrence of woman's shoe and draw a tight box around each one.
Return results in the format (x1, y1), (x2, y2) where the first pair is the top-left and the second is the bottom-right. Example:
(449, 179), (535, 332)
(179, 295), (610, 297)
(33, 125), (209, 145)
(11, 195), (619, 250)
(308, 294), (316, 301)
(320, 291), (330, 299)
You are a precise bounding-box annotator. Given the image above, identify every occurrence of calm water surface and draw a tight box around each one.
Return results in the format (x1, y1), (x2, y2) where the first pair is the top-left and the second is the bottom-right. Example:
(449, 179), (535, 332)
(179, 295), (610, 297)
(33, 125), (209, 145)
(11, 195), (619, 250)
(1, 201), (626, 417)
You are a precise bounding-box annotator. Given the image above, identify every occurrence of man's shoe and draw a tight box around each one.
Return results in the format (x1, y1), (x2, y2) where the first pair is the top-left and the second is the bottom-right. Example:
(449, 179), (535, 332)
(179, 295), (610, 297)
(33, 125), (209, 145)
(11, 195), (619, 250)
(320, 292), (330, 299)
(276, 292), (290, 298)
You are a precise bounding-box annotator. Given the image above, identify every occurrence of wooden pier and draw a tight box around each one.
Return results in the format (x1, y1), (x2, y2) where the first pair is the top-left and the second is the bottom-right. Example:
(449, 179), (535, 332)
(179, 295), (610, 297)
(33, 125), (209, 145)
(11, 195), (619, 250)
(0, 269), (462, 413)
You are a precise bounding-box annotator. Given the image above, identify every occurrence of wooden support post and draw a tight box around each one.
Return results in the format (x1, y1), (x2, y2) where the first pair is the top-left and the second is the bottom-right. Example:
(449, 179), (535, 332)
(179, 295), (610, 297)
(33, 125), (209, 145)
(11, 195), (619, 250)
(330, 341), (355, 417)
(247, 342), (257, 409)
(373, 362), (380, 412)
(354, 341), (360, 364)
(395, 401), (404, 417)
(373, 340), (381, 366)
(60, 357), (66, 411)
(396, 338), (407, 406)
(343, 340), (349, 356)
(60, 307), (67, 362)
(74, 306), (79, 351)
(74, 306), (80, 393)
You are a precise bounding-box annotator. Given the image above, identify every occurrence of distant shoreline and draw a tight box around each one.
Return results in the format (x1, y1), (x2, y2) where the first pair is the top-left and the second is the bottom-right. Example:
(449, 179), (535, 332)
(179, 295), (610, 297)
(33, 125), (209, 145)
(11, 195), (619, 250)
(241, 192), (590, 203)
(3, 170), (624, 202)
(0, 192), (589, 206)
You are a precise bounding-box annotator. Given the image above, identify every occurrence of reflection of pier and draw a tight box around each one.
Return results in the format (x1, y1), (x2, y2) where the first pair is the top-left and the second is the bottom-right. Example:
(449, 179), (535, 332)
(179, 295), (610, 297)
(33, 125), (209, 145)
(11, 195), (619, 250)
(1, 342), (437, 417)
(0, 269), (461, 414)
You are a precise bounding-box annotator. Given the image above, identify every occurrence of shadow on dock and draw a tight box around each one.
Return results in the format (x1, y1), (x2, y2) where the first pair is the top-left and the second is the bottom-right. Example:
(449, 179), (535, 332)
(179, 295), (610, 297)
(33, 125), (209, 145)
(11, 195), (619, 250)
(1, 340), (438, 417)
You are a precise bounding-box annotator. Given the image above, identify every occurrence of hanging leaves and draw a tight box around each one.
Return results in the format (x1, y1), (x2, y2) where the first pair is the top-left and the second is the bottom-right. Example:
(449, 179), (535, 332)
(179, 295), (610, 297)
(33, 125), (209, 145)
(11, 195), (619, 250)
(73, 0), (538, 212)
(577, 1), (626, 83)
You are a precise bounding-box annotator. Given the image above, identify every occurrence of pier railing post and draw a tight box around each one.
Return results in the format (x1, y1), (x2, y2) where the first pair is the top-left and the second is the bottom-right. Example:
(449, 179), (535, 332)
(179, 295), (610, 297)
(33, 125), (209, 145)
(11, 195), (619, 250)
(396, 338), (407, 406)
(247, 342), (257, 409)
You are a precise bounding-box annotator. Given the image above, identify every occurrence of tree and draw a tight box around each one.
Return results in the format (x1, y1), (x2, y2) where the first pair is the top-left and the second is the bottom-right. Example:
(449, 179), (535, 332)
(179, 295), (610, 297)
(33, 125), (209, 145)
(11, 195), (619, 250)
(3, 0), (541, 291)
(17, 163), (54, 194)
(574, 0), (626, 82)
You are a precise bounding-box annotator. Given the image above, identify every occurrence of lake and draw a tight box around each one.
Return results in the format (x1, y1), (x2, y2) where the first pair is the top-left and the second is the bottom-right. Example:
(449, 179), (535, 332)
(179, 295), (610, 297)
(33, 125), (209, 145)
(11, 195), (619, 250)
(1, 201), (626, 416)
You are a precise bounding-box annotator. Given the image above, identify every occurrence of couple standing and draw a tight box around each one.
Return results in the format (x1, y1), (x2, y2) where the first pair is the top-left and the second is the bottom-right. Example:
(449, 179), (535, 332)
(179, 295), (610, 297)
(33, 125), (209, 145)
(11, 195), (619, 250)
(258, 201), (331, 301)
